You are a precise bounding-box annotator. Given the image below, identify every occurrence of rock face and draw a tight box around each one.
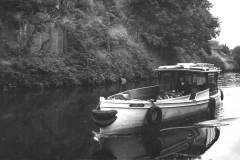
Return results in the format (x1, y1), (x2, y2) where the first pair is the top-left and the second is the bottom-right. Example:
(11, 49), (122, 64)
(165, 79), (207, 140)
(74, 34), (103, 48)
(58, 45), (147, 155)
(19, 23), (64, 55)
(50, 24), (64, 54)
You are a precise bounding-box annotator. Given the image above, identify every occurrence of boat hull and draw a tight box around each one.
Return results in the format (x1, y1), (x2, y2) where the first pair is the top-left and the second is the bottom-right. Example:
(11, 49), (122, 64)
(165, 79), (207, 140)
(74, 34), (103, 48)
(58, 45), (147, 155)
(99, 107), (148, 135)
(97, 91), (221, 135)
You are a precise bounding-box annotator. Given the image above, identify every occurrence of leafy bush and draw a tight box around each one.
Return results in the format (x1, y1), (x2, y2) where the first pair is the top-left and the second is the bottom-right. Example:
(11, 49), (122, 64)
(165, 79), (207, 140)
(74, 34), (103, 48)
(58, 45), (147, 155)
(206, 56), (225, 70)
(233, 46), (240, 66)
(124, 0), (219, 54)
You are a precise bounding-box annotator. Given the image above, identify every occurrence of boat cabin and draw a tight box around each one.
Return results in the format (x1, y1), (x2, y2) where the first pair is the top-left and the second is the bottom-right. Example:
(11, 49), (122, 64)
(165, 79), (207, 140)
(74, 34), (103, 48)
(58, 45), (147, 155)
(108, 63), (221, 101)
(156, 63), (221, 100)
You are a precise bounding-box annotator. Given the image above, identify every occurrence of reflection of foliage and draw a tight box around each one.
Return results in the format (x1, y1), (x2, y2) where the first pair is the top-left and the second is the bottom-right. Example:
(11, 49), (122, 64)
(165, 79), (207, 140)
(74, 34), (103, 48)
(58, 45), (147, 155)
(0, 88), (102, 159)
(0, 81), (157, 159)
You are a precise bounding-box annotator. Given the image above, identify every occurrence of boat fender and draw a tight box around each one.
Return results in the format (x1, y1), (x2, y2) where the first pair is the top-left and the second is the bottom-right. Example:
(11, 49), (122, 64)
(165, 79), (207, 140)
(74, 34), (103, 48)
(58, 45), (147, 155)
(208, 98), (216, 118)
(220, 89), (224, 100)
(146, 105), (162, 125)
(92, 116), (117, 127)
(91, 109), (117, 120)
(91, 109), (118, 127)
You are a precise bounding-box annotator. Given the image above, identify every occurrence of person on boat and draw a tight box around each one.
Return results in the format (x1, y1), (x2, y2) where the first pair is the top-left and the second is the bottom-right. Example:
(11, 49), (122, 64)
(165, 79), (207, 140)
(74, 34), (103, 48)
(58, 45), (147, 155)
(177, 77), (191, 95)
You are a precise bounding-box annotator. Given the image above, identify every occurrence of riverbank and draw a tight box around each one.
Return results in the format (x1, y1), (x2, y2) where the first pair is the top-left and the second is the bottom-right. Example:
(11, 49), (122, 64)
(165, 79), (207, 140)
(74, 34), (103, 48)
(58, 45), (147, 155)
(0, 45), (238, 91)
(0, 42), (160, 91)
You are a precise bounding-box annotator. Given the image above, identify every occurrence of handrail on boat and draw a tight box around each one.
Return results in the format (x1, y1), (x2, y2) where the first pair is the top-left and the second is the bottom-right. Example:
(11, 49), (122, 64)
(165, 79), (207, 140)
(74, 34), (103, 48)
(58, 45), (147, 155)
(107, 84), (160, 100)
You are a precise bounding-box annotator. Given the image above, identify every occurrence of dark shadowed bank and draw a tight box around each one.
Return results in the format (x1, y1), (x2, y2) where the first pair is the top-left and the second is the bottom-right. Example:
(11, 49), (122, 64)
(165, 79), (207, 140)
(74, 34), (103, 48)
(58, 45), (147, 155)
(0, 0), (238, 91)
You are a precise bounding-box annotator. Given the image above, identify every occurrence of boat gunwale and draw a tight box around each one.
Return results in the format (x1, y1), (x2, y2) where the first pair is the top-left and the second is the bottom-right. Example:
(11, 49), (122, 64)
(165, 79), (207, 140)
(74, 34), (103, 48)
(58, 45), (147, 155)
(154, 68), (221, 73)
(103, 89), (210, 104)
(100, 98), (210, 109)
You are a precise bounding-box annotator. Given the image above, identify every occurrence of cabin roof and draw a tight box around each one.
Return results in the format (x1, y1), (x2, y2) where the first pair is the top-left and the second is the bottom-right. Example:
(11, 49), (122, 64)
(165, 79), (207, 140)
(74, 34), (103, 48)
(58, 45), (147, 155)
(155, 63), (221, 73)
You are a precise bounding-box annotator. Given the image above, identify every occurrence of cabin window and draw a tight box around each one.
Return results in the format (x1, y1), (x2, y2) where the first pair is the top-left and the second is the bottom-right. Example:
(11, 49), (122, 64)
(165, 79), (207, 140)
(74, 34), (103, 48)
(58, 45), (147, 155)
(158, 71), (192, 98)
(158, 72), (173, 91)
(192, 73), (208, 92)
(208, 73), (218, 95)
(158, 71), (208, 99)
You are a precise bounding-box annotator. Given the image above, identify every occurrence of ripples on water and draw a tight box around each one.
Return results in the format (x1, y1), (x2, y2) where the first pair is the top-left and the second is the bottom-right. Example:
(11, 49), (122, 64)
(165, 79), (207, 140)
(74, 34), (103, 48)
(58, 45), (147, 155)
(0, 73), (240, 159)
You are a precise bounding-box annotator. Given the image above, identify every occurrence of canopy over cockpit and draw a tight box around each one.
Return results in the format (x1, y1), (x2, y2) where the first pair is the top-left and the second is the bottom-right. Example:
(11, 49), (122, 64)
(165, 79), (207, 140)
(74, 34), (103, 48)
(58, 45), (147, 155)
(155, 63), (221, 73)
(156, 63), (220, 97)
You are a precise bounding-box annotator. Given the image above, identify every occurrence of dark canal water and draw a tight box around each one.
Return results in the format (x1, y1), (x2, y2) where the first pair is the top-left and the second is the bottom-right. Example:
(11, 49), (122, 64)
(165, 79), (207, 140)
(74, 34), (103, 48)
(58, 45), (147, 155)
(0, 73), (240, 160)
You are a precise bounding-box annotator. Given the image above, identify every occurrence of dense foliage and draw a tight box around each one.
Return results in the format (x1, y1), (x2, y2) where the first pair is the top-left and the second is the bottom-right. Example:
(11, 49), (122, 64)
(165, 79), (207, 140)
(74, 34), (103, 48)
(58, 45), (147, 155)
(233, 46), (240, 66)
(0, 0), (235, 90)
(124, 0), (219, 53)
(221, 44), (231, 55)
(0, 0), (220, 53)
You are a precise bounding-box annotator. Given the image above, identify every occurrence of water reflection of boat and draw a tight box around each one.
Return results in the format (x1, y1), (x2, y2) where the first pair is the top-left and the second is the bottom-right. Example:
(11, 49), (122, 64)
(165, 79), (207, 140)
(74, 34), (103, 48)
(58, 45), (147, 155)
(92, 63), (223, 134)
(93, 126), (220, 160)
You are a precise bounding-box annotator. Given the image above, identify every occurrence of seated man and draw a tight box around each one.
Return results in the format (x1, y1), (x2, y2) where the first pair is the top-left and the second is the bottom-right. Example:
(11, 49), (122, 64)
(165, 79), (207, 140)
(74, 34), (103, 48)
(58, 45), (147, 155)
(177, 77), (191, 95)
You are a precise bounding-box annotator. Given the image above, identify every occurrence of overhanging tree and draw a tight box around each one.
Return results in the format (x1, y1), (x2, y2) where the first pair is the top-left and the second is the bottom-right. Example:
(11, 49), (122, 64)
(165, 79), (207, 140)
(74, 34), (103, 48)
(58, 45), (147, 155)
(124, 0), (220, 53)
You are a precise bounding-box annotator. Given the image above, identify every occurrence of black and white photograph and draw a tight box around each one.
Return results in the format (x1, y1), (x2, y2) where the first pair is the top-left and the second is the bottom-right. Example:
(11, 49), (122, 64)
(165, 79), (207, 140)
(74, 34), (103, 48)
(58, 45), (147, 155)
(0, 0), (239, 159)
